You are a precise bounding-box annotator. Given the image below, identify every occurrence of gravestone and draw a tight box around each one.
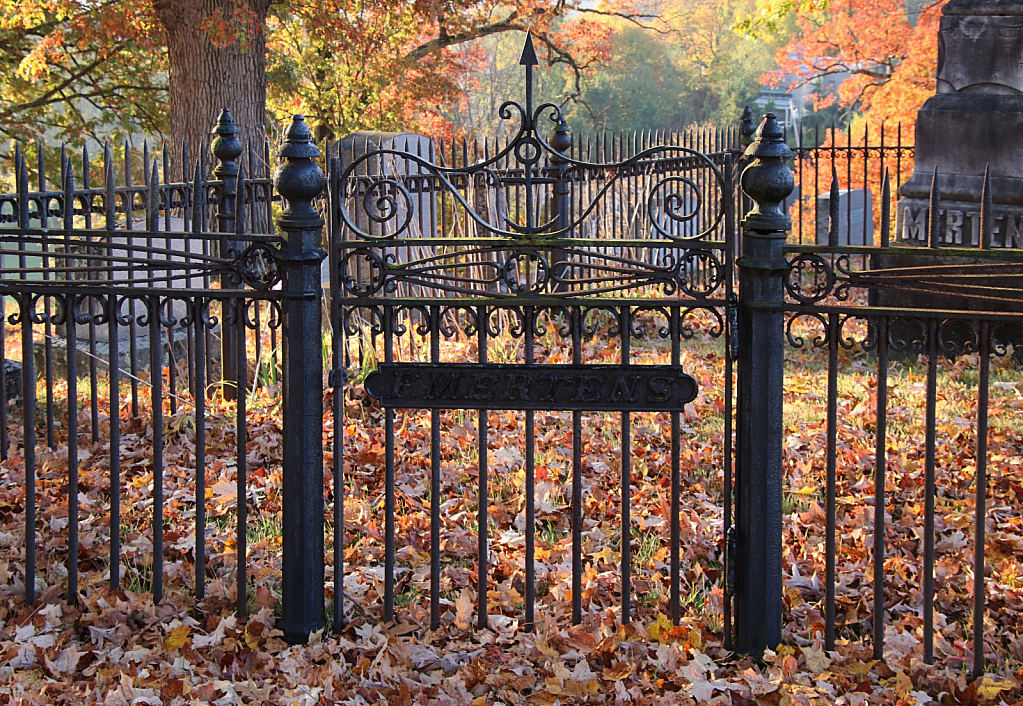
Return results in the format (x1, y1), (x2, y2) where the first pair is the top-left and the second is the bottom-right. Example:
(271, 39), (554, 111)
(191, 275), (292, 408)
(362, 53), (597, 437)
(880, 0), (1023, 312)
(816, 189), (873, 246)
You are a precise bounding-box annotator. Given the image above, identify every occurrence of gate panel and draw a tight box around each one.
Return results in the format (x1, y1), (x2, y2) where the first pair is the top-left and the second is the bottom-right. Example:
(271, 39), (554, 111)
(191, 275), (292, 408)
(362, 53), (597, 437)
(329, 34), (740, 640)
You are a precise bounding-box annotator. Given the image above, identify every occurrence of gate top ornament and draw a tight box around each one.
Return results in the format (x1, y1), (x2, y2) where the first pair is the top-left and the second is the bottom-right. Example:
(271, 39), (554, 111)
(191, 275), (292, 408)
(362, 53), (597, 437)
(336, 31), (729, 243)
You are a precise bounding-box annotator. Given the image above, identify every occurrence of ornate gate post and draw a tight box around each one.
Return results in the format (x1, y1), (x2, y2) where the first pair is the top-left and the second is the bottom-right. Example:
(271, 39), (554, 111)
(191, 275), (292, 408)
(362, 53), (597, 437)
(735, 113), (793, 655)
(212, 110), (241, 399)
(274, 115), (327, 642)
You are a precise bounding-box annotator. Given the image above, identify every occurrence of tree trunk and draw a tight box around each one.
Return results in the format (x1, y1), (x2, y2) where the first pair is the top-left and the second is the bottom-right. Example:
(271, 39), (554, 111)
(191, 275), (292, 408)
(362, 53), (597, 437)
(153, 0), (270, 175)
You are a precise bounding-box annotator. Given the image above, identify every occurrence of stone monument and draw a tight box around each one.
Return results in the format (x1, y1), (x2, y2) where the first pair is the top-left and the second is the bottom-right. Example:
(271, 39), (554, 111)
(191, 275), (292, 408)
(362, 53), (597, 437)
(896, 0), (1023, 252)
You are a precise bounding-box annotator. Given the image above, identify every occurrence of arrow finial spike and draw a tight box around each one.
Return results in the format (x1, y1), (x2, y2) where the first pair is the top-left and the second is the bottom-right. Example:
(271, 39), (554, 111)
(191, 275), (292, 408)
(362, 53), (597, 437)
(519, 30), (538, 67)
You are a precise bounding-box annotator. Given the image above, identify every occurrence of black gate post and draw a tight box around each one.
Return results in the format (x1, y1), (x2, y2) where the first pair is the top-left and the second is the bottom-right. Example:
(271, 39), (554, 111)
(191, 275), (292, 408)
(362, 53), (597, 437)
(212, 109), (240, 400)
(735, 113), (793, 655)
(274, 115), (327, 642)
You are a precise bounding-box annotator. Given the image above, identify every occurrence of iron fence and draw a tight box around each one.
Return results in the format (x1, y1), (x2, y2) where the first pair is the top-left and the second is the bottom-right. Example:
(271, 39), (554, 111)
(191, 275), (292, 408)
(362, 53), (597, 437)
(3, 74), (1019, 680)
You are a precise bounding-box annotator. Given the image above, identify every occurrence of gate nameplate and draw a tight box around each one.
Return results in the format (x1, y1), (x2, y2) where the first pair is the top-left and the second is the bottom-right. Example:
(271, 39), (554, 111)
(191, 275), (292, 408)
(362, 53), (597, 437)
(364, 363), (698, 412)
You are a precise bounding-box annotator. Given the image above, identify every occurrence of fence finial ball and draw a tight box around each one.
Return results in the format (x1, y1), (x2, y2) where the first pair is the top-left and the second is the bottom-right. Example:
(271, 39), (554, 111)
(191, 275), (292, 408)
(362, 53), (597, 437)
(212, 108), (242, 172)
(740, 113), (794, 233)
(551, 116), (572, 154)
(740, 106), (757, 148)
(275, 115), (324, 230)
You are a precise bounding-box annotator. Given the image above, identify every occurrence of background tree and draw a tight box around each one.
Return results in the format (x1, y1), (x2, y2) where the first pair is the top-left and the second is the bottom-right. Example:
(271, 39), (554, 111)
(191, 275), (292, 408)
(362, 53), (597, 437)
(1, 0), (644, 165)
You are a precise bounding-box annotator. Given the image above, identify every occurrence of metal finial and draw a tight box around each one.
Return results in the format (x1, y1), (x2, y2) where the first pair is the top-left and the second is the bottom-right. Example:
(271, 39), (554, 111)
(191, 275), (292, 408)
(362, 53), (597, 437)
(739, 113), (794, 233)
(212, 108), (242, 176)
(740, 106), (757, 148)
(551, 116), (572, 155)
(274, 115), (324, 231)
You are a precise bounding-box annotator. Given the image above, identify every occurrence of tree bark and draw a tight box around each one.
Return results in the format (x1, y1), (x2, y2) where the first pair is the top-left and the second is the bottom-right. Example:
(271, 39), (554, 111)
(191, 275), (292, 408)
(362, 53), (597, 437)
(153, 0), (270, 174)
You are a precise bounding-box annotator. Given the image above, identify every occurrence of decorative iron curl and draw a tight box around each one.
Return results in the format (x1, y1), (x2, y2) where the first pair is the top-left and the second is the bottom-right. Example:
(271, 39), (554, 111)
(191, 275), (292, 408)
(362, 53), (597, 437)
(158, 298), (181, 329)
(338, 98), (727, 241)
(134, 297), (157, 327)
(502, 251), (549, 295)
(113, 296), (135, 327)
(785, 254), (834, 304)
(196, 298), (220, 329)
(889, 317), (927, 354)
(786, 312), (829, 349)
(630, 306), (672, 340)
(238, 242), (282, 290)
(507, 306), (528, 339)
(938, 318), (979, 356)
(340, 249), (388, 296)
(680, 306), (724, 340)
(582, 306), (621, 340)
(835, 315), (874, 351)
(441, 306), (478, 338)
(675, 249), (724, 299)
(76, 294), (110, 326)
(648, 176), (701, 239)
(342, 305), (383, 337)
(991, 322), (1018, 357)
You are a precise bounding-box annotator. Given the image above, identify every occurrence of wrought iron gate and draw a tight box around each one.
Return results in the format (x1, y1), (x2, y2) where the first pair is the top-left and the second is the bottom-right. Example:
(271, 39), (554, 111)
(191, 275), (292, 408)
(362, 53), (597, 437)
(328, 33), (741, 643)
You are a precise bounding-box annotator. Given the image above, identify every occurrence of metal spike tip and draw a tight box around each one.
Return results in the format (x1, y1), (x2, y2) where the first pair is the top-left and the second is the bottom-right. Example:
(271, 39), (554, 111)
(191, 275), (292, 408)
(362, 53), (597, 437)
(518, 31), (539, 67)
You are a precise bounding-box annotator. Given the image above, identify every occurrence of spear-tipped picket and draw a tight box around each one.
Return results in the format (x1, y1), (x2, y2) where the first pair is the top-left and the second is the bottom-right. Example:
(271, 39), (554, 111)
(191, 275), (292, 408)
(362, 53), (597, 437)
(829, 163), (840, 248)
(980, 163), (992, 249)
(928, 166), (941, 248)
(880, 168), (891, 248)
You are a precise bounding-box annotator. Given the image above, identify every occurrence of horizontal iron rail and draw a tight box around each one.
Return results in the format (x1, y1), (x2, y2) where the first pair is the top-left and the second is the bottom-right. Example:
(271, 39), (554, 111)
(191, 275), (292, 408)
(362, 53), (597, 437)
(335, 238), (732, 249)
(777, 303), (1023, 320)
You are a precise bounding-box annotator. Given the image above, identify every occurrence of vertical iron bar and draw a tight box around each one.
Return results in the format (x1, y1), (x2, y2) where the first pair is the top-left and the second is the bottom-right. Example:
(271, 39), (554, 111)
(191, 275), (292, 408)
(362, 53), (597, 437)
(237, 302), (247, 617)
(572, 307), (582, 625)
(621, 306), (631, 623)
(825, 313), (838, 650)
(84, 145), (99, 443)
(194, 299), (206, 600)
(477, 306), (489, 630)
(873, 316), (889, 661)
(22, 293), (36, 604)
(430, 306), (441, 631)
(923, 318), (938, 663)
(66, 297), (79, 602)
(525, 306), (536, 631)
(43, 147), (54, 451)
(670, 306), (681, 624)
(275, 117), (327, 641)
(973, 320), (990, 678)
(384, 308), (396, 622)
(126, 141), (139, 418)
(108, 295), (120, 590)
(150, 295), (164, 603)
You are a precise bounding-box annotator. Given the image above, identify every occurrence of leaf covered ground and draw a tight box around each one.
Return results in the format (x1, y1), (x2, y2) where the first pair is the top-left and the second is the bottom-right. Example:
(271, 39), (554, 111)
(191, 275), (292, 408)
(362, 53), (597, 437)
(0, 310), (1021, 705)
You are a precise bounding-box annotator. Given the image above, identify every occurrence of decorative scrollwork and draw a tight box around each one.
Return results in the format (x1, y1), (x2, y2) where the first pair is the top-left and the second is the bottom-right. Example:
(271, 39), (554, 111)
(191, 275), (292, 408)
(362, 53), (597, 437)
(343, 305), (383, 337)
(786, 254), (834, 304)
(676, 250), (723, 298)
(630, 306), (672, 340)
(239, 242), (282, 290)
(680, 306), (724, 339)
(786, 312), (829, 349)
(503, 252), (549, 295)
(938, 318), (979, 356)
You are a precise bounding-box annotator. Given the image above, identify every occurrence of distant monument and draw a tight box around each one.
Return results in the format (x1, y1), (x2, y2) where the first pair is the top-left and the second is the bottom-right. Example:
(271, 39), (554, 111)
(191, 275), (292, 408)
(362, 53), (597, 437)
(897, 0), (1023, 250)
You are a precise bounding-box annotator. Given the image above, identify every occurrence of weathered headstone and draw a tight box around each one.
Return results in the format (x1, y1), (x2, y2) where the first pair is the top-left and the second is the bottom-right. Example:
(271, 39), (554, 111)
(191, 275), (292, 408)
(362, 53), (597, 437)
(817, 189), (873, 246)
(882, 0), (1023, 311)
